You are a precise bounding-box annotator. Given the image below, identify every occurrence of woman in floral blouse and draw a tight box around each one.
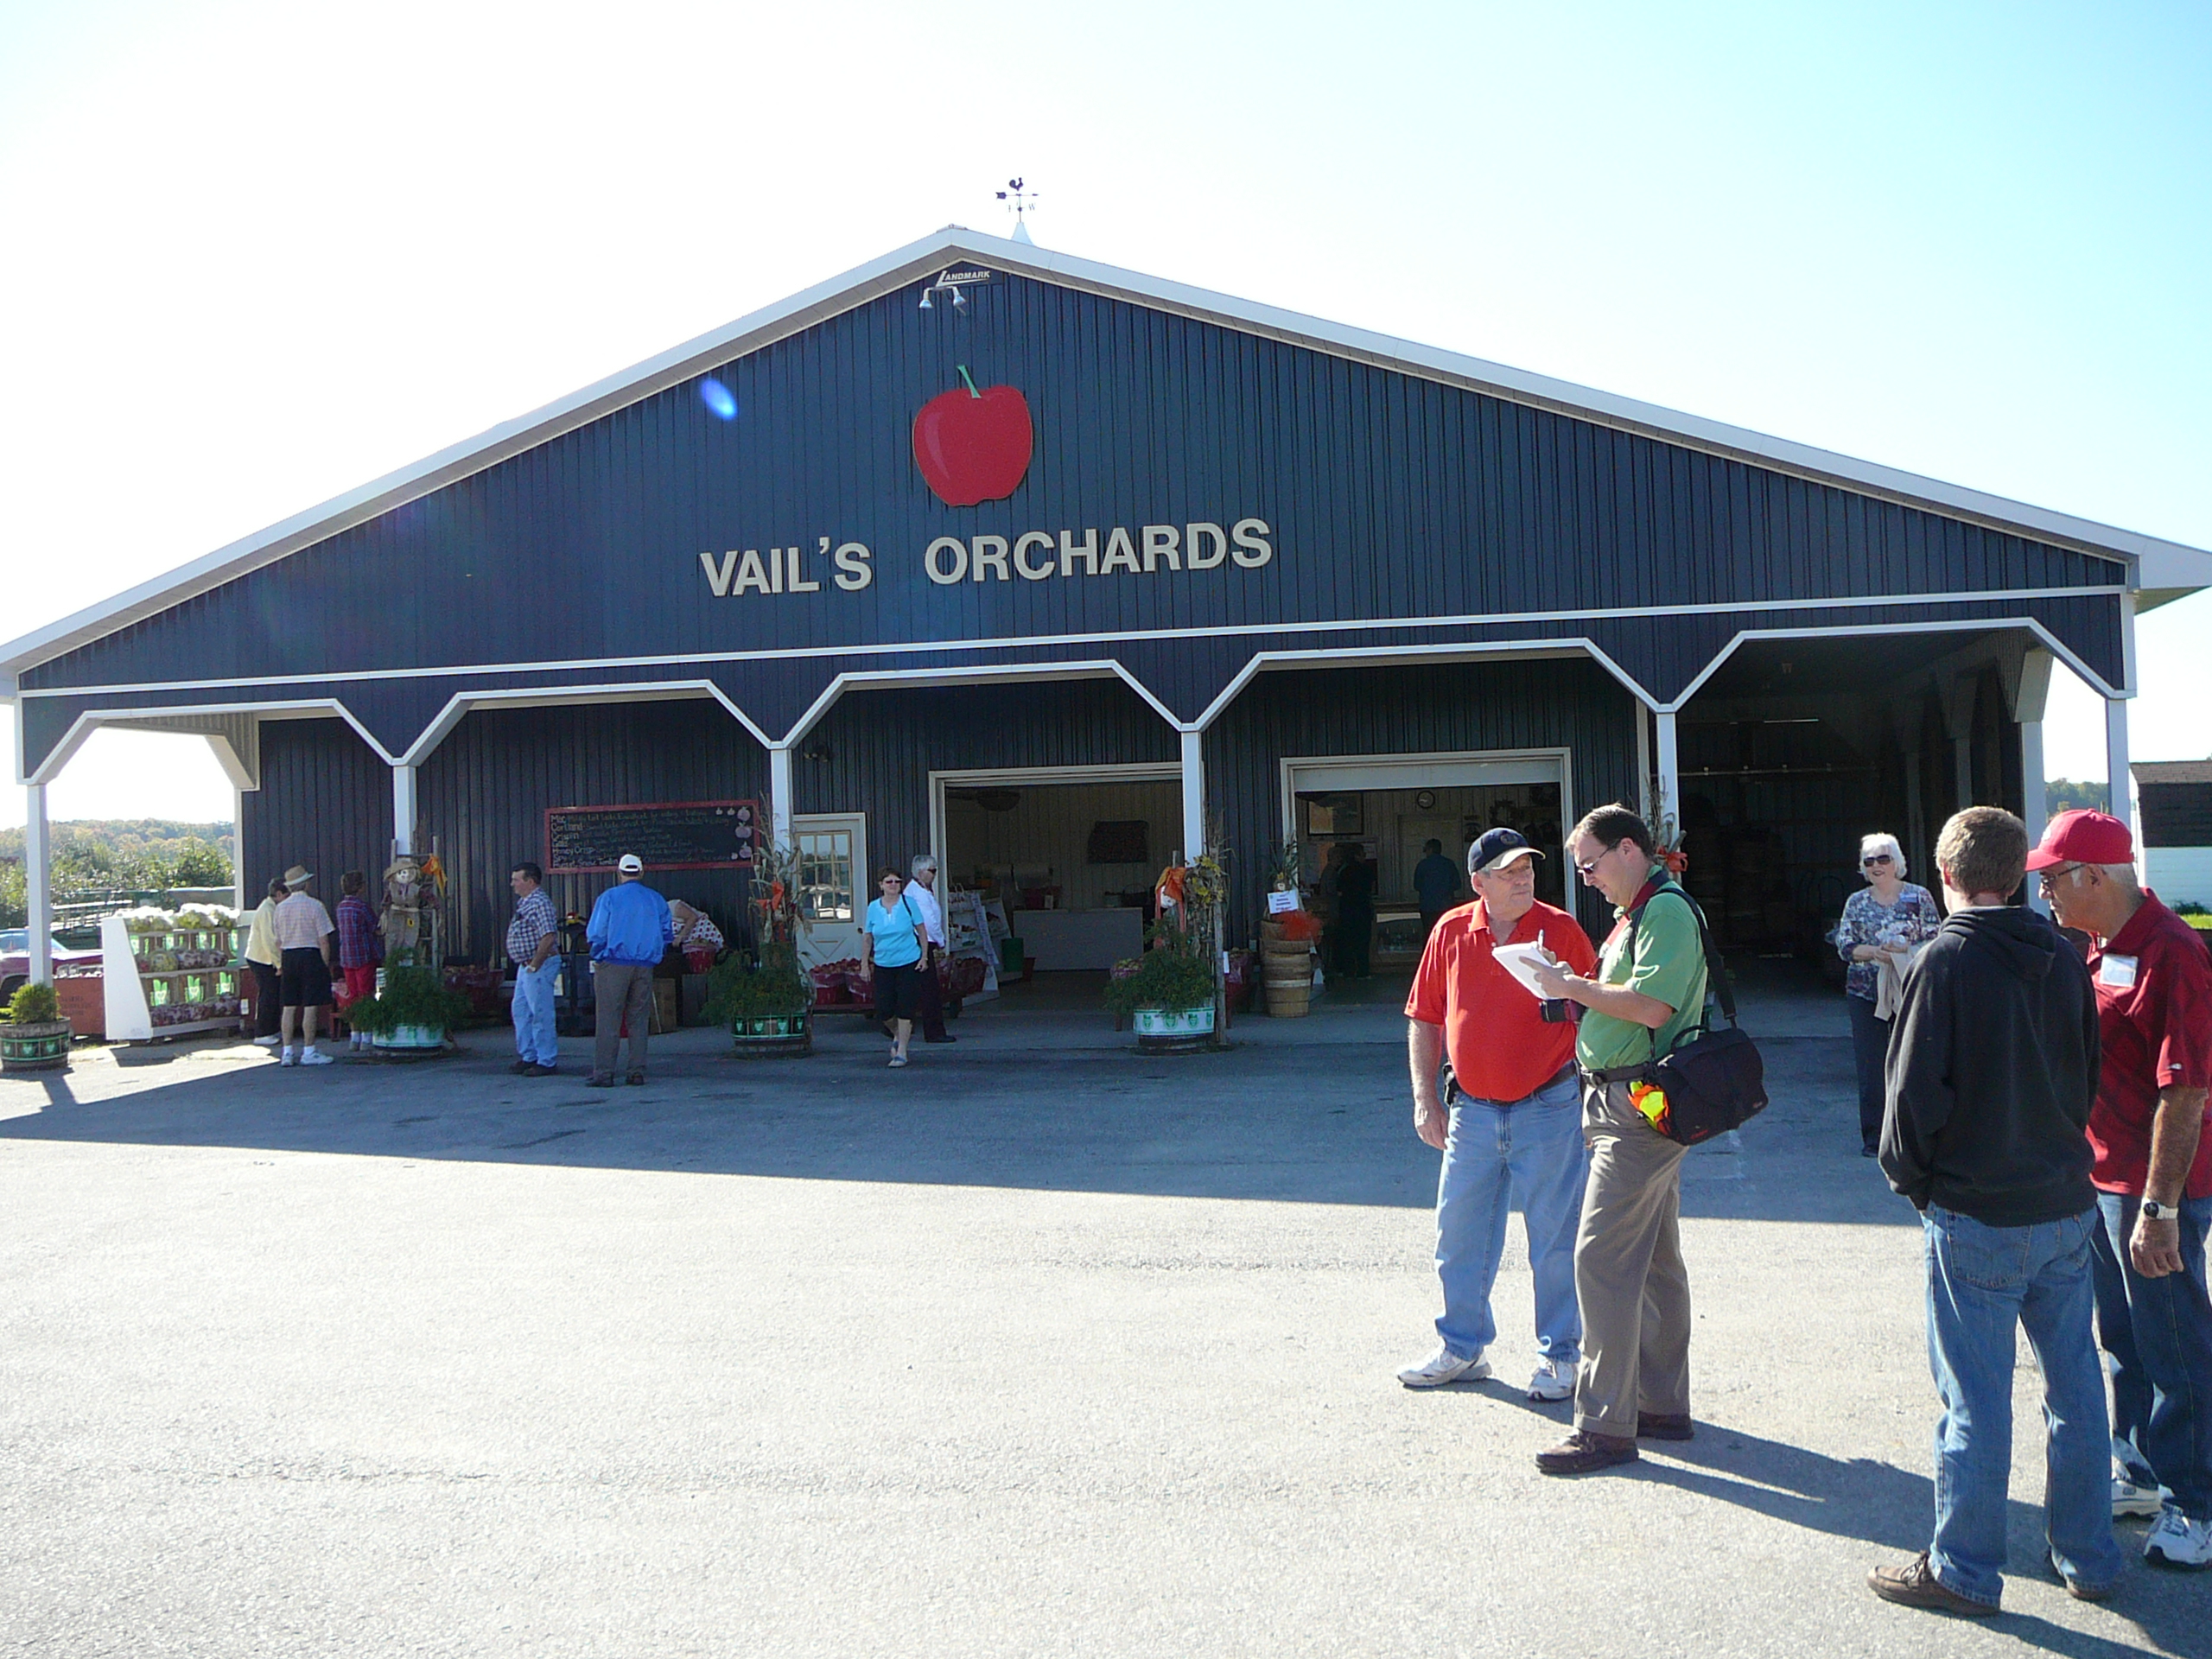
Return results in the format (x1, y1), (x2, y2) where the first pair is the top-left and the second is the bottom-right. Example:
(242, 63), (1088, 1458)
(1834, 831), (1942, 1157)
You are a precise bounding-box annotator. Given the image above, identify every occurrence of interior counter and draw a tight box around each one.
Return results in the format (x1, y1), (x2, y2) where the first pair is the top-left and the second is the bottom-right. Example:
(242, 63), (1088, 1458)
(1002, 907), (1146, 971)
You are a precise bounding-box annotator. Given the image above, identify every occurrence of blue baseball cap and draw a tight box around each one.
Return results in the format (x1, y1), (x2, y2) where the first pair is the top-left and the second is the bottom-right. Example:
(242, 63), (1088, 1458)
(1468, 827), (1541, 874)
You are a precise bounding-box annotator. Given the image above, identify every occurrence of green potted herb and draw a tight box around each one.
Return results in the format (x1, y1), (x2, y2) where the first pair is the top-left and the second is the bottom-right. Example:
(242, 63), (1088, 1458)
(1, 981), (71, 1073)
(345, 962), (473, 1052)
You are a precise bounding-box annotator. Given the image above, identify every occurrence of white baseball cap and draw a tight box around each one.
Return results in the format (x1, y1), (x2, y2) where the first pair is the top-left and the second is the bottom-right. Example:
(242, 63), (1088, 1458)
(617, 853), (644, 874)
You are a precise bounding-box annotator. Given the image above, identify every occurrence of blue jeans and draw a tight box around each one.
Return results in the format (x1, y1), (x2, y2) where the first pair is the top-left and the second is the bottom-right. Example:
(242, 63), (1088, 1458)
(1923, 1205), (2122, 1605)
(1433, 1068), (1588, 1362)
(2091, 1191), (2212, 1520)
(512, 958), (560, 1066)
(1847, 995), (1890, 1152)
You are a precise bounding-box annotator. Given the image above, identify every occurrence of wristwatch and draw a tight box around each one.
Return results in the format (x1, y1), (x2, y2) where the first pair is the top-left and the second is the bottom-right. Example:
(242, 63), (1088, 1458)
(2141, 1198), (2177, 1221)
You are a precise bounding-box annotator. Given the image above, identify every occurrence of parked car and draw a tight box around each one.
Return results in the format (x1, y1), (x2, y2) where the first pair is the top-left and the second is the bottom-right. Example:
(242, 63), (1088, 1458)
(0, 930), (103, 1002)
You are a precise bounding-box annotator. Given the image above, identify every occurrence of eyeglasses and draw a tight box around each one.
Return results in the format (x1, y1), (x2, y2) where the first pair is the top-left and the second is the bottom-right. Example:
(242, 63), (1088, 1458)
(2037, 864), (2083, 892)
(1861, 855), (1894, 868)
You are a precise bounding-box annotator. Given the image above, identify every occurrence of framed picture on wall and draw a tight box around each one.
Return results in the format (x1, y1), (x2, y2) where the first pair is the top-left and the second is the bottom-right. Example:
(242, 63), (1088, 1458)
(1086, 820), (1150, 865)
(1300, 793), (1363, 836)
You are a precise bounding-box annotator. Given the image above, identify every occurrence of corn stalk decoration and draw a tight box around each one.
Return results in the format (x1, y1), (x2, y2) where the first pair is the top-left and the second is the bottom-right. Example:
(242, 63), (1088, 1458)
(749, 837), (801, 950)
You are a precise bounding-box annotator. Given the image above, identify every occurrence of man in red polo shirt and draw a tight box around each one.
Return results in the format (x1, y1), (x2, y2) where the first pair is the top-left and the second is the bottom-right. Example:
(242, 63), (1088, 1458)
(2034, 808), (2212, 1569)
(1399, 827), (1599, 1401)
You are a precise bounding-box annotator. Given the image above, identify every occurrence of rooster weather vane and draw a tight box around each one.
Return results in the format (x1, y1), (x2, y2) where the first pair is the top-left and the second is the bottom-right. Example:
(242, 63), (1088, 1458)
(997, 177), (1039, 244)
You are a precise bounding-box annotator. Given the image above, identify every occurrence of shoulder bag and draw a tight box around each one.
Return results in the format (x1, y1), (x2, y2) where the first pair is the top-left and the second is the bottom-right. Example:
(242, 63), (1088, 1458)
(1612, 882), (1768, 1147)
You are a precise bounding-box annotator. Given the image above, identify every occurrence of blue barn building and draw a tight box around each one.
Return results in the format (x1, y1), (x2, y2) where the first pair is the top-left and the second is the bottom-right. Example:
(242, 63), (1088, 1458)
(6, 227), (2209, 981)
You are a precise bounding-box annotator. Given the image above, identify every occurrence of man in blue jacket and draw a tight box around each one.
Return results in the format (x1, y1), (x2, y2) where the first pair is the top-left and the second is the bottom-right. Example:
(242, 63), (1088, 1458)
(587, 852), (673, 1087)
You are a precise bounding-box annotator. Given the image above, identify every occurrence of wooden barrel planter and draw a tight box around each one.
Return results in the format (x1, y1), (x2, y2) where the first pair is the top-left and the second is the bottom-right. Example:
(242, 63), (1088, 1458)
(732, 1011), (812, 1058)
(1261, 945), (1314, 1018)
(0, 1020), (73, 1073)
(1132, 1005), (1217, 1053)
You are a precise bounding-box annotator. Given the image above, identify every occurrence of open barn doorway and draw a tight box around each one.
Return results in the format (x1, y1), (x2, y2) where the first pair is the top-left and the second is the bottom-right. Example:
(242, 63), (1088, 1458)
(1281, 748), (1572, 973)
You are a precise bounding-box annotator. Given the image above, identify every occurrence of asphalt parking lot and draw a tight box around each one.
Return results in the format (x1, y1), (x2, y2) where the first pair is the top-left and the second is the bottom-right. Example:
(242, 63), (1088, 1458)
(0, 978), (2198, 1657)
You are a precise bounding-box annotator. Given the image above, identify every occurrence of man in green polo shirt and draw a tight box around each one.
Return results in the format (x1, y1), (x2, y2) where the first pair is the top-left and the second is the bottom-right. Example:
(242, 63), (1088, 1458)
(1528, 802), (1711, 1474)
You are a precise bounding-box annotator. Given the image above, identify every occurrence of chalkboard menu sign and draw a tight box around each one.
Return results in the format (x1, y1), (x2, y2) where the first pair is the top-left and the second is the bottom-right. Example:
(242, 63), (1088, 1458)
(546, 799), (759, 874)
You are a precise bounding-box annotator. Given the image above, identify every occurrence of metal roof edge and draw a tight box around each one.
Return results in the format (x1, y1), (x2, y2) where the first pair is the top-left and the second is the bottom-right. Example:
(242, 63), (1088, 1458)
(8, 225), (2209, 677)
(0, 226), (979, 677)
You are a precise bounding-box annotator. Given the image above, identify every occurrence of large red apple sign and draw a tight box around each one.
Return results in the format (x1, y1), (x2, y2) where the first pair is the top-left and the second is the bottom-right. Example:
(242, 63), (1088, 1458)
(912, 366), (1033, 506)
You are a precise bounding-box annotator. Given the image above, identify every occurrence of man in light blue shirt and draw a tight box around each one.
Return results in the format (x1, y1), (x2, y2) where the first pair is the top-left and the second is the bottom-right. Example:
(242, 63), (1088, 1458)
(586, 853), (674, 1086)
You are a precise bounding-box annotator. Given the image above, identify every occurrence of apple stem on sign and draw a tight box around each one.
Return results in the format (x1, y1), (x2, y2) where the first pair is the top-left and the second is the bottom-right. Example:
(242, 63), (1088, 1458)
(956, 365), (982, 400)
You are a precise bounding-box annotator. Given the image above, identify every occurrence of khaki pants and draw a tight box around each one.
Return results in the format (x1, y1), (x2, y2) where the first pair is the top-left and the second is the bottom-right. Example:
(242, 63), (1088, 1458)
(592, 961), (654, 1081)
(1573, 1078), (1692, 1436)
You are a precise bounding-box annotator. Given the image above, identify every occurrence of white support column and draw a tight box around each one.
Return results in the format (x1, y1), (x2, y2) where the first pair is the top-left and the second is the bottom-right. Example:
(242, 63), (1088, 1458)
(2007, 648), (2055, 901)
(2107, 696), (2136, 859)
(25, 782), (52, 985)
(1653, 710), (1680, 840)
(1634, 702), (1653, 823)
(768, 744), (795, 848)
(1179, 729), (1207, 861)
(391, 765), (417, 857)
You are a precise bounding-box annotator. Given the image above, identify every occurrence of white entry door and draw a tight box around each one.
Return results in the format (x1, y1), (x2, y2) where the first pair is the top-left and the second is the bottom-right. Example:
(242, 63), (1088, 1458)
(793, 814), (868, 968)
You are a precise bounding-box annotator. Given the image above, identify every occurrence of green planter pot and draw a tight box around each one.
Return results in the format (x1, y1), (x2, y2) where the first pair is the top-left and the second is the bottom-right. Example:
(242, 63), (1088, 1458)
(0, 1020), (73, 1073)
(372, 1023), (448, 1052)
(732, 1010), (812, 1058)
(1133, 1005), (1216, 1053)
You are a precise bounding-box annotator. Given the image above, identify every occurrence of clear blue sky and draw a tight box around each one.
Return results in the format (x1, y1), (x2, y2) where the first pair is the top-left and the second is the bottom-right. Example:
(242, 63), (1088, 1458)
(3, 0), (2206, 823)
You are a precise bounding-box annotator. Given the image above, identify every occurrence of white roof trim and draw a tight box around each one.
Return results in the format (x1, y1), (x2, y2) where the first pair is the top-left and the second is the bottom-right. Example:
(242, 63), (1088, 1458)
(5, 225), (2207, 681)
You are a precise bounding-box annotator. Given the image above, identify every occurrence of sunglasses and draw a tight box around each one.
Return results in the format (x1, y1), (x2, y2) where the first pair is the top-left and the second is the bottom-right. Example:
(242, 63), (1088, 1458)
(1572, 843), (1622, 878)
(1861, 855), (1894, 868)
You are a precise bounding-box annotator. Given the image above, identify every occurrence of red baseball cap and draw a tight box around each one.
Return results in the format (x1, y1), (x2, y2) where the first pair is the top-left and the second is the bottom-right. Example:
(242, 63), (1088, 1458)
(2024, 809), (2134, 871)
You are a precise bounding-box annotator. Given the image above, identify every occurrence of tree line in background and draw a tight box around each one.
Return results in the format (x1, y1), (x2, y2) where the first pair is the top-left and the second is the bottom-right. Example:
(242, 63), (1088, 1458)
(2046, 779), (2111, 816)
(0, 821), (236, 927)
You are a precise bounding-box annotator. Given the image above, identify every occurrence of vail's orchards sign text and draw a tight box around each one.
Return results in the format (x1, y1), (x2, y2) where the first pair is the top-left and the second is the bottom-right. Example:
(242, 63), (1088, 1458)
(697, 518), (1274, 598)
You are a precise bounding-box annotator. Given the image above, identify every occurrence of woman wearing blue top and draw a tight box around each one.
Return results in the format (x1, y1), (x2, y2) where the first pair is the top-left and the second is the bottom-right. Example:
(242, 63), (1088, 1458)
(1834, 832), (1942, 1156)
(861, 868), (931, 1067)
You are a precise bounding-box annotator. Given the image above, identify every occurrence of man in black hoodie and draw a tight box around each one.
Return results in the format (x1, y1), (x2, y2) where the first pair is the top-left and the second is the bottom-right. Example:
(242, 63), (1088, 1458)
(1868, 807), (2123, 1616)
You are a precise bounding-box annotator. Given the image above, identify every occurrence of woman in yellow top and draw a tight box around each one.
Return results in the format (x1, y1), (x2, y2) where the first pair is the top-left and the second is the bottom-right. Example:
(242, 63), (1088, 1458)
(243, 876), (286, 1046)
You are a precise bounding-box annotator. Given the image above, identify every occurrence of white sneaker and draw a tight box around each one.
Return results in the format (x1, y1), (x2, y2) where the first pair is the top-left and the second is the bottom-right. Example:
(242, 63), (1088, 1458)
(1396, 1345), (1491, 1388)
(297, 1047), (335, 1066)
(278, 1048), (298, 1066)
(252, 1034), (282, 1048)
(1527, 1357), (1577, 1402)
(2145, 1508), (2212, 1567)
(2115, 1473), (2170, 1519)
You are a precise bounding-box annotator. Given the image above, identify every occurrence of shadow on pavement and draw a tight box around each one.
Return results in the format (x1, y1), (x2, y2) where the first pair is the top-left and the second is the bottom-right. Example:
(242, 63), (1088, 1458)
(1642, 1427), (2190, 1656)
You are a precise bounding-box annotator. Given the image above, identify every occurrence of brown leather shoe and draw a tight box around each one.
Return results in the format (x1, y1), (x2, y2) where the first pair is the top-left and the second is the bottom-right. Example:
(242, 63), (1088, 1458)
(1535, 1430), (1638, 1476)
(1637, 1411), (1694, 1440)
(1866, 1553), (1995, 1616)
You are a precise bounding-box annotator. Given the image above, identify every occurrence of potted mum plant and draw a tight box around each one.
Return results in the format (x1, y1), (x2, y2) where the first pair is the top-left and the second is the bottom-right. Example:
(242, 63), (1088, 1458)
(0, 981), (72, 1073)
(344, 956), (473, 1052)
(1103, 946), (1217, 1049)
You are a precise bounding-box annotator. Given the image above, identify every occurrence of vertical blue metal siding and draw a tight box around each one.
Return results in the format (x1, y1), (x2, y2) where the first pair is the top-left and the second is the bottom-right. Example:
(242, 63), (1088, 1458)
(795, 678), (1179, 879)
(416, 700), (769, 959)
(25, 271), (2126, 701)
(239, 719), (393, 908)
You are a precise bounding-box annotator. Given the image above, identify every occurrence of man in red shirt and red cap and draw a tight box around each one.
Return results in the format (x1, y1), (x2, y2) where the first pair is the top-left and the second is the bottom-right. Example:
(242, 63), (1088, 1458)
(1398, 828), (1599, 1402)
(2033, 807), (2212, 1569)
